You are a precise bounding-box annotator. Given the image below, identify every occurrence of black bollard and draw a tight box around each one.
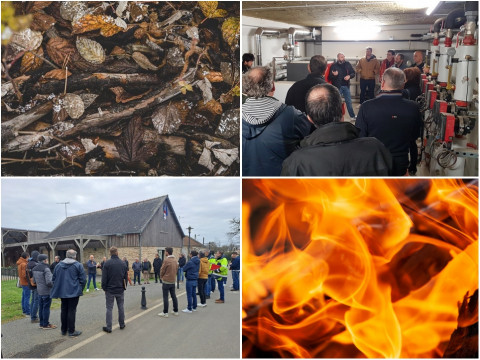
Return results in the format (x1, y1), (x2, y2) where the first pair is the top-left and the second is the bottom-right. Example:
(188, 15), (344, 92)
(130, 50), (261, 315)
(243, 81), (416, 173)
(141, 286), (147, 309)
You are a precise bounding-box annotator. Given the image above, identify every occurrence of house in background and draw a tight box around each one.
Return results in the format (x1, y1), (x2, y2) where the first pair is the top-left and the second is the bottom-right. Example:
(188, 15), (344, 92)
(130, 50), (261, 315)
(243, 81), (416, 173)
(2, 228), (49, 267)
(182, 236), (206, 256)
(1, 196), (184, 270)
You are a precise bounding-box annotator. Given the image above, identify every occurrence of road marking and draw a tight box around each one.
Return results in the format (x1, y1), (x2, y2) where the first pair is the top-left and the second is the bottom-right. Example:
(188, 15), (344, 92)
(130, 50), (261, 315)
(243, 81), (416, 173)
(50, 291), (186, 358)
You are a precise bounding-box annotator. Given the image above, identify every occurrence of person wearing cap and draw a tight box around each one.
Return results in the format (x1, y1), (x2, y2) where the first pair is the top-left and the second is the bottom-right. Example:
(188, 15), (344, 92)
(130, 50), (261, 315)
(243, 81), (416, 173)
(50, 249), (86, 337)
(32, 254), (56, 329)
(26, 250), (40, 323)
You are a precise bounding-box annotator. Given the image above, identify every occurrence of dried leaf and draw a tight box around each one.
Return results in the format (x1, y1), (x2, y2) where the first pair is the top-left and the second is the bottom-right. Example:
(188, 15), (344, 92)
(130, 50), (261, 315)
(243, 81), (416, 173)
(205, 71), (223, 83)
(115, 116), (152, 163)
(221, 17), (239, 48)
(26, 2), (53, 13)
(151, 103), (182, 135)
(110, 46), (126, 56)
(20, 47), (44, 74)
(60, 1), (87, 22)
(109, 87), (150, 104)
(212, 147), (238, 166)
(197, 78), (213, 104)
(62, 93), (85, 119)
(199, 1), (227, 19)
(44, 68), (72, 80)
(76, 37), (105, 64)
(85, 158), (105, 175)
(46, 37), (76, 68)
(198, 99), (222, 115)
(72, 14), (124, 37)
(30, 12), (56, 32)
(78, 93), (98, 109)
(198, 147), (215, 170)
(131, 51), (158, 70)
(10, 28), (43, 52)
(116, 1), (129, 17)
(186, 26), (199, 40)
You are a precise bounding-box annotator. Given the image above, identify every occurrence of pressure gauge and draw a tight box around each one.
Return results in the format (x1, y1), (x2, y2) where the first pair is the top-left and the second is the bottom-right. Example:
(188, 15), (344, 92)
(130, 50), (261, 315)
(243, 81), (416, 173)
(447, 47), (456, 57)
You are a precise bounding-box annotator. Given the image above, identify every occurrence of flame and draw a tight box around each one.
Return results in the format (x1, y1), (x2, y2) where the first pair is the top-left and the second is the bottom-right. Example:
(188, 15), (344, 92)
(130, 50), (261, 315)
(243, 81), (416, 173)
(242, 179), (478, 358)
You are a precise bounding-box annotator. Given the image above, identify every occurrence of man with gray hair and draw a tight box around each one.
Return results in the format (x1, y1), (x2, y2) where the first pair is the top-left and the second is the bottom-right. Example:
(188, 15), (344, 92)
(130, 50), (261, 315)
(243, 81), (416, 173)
(282, 84), (392, 176)
(242, 66), (312, 176)
(355, 67), (422, 176)
(51, 249), (86, 337)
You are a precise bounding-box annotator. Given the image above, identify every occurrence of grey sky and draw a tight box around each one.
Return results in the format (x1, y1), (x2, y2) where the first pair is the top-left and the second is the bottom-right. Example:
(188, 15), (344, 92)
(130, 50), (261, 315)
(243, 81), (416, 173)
(1, 178), (240, 245)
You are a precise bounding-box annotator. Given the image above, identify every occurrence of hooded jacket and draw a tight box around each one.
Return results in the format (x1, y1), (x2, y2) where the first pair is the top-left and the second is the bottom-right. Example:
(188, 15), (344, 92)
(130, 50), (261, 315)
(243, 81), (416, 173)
(32, 262), (53, 296)
(160, 255), (178, 284)
(198, 257), (209, 279)
(242, 97), (312, 176)
(183, 256), (200, 281)
(102, 255), (128, 294)
(16, 257), (29, 286)
(50, 258), (86, 299)
(281, 122), (392, 176)
(356, 55), (380, 80)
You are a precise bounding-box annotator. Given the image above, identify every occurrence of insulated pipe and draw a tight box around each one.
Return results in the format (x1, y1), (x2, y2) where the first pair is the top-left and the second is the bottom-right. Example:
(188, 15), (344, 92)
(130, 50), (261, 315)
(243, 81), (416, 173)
(464, 1), (478, 45)
(286, 27), (319, 61)
(254, 27), (283, 66)
(432, 17), (445, 46)
(444, 8), (466, 47)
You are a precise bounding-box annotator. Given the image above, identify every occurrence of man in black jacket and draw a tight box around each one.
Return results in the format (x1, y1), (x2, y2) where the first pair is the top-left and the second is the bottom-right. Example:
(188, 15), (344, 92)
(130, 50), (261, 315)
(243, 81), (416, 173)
(101, 247), (128, 333)
(355, 67), (422, 176)
(328, 52), (356, 120)
(282, 84), (392, 176)
(285, 55), (327, 113)
(153, 254), (163, 284)
(27, 250), (40, 323)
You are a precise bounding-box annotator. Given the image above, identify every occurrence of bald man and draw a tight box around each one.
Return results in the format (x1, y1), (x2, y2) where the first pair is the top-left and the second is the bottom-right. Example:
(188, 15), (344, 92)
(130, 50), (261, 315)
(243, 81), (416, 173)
(412, 51), (425, 73)
(281, 83), (392, 176)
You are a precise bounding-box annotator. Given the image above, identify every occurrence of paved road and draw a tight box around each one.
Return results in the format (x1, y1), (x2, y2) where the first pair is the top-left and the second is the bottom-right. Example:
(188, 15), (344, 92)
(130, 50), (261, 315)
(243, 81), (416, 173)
(1, 282), (240, 358)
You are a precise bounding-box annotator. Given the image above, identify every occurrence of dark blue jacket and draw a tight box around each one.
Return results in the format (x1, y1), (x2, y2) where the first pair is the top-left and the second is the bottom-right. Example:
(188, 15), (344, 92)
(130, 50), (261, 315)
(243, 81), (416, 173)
(230, 257), (240, 271)
(51, 258), (86, 299)
(242, 104), (311, 176)
(86, 259), (97, 274)
(183, 256), (200, 280)
(132, 261), (142, 272)
(285, 74), (326, 113)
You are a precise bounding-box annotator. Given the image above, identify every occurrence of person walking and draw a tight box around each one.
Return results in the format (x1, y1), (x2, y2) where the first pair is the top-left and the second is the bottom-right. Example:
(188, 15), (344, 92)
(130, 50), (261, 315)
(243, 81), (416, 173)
(123, 257), (133, 286)
(101, 247), (128, 333)
(132, 258), (142, 286)
(178, 253), (186, 283)
(153, 254), (163, 284)
(26, 250), (40, 323)
(32, 254), (56, 329)
(86, 255), (99, 292)
(142, 258), (152, 284)
(50, 249), (86, 337)
(158, 247), (179, 318)
(182, 250), (200, 313)
(230, 252), (240, 292)
(16, 252), (30, 317)
(213, 251), (228, 304)
(197, 251), (209, 307)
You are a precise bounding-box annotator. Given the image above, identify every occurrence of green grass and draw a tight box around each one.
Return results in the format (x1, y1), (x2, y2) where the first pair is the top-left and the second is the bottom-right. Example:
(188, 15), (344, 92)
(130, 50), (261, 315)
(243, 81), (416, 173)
(1, 280), (61, 324)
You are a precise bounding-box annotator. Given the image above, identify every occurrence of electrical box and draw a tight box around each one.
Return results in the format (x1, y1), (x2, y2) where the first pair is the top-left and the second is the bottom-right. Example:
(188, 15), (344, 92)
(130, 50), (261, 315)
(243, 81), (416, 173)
(286, 61), (309, 81)
(439, 113), (456, 142)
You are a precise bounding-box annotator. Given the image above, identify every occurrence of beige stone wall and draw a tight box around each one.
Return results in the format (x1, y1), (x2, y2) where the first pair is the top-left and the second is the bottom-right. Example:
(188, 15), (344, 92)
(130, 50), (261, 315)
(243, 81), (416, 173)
(115, 246), (181, 278)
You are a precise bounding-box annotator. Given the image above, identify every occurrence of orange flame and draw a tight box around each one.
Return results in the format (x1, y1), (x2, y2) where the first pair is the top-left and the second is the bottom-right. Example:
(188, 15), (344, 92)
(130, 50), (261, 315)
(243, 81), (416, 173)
(242, 179), (478, 358)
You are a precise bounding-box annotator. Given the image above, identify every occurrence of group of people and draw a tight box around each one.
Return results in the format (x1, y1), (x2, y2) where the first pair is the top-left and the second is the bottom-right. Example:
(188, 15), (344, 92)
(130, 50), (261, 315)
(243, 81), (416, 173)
(242, 47), (424, 177)
(17, 248), (240, 336)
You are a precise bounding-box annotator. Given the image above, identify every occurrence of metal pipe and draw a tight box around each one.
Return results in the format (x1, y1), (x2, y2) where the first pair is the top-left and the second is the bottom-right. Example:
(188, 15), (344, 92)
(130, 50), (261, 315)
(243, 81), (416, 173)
(254, 27), (285, 66)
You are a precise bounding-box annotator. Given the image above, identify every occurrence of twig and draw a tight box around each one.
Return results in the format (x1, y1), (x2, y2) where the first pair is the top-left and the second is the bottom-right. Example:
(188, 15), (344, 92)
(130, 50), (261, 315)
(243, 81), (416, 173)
(1, 46), (22, 101)
(10, 41), (59, 69)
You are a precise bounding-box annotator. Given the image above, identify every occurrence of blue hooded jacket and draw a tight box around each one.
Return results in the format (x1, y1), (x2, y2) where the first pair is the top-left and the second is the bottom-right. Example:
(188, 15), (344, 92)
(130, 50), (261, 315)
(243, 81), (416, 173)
(50, 258), (86, 299)
(183, 256), (200, 280)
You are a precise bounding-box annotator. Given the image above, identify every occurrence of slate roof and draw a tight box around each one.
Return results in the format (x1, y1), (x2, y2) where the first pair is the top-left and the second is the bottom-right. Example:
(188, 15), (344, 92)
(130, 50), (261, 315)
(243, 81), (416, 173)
(182, 236), (204, 248)
(46, 196), (171, 239)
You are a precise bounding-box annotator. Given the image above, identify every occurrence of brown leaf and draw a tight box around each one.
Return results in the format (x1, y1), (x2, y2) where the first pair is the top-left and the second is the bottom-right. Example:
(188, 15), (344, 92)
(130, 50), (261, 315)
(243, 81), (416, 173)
(46, 37), (76, 68)
(131, 52), (158, 70)
(222, 17), (239, 49)
(44, 68), (72, 80)
(199, 1), (227, 19)
(20, 47), (44, 74)
(30, 12), (56, 32)
(26, 2), (53, 13)
(198, 99), (223, 115)
(109, 87), (151, 103)
(72, 14), (123, 37)
(110, 46), (126, 56)
(115, 116), (153, 163)
(76, 37), (105, 64)
(205, 71), (223, 83)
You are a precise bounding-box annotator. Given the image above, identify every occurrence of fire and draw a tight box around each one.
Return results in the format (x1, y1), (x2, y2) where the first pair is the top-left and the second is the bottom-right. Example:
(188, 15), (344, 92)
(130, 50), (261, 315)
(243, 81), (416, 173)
(242, 179), (478, 358)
